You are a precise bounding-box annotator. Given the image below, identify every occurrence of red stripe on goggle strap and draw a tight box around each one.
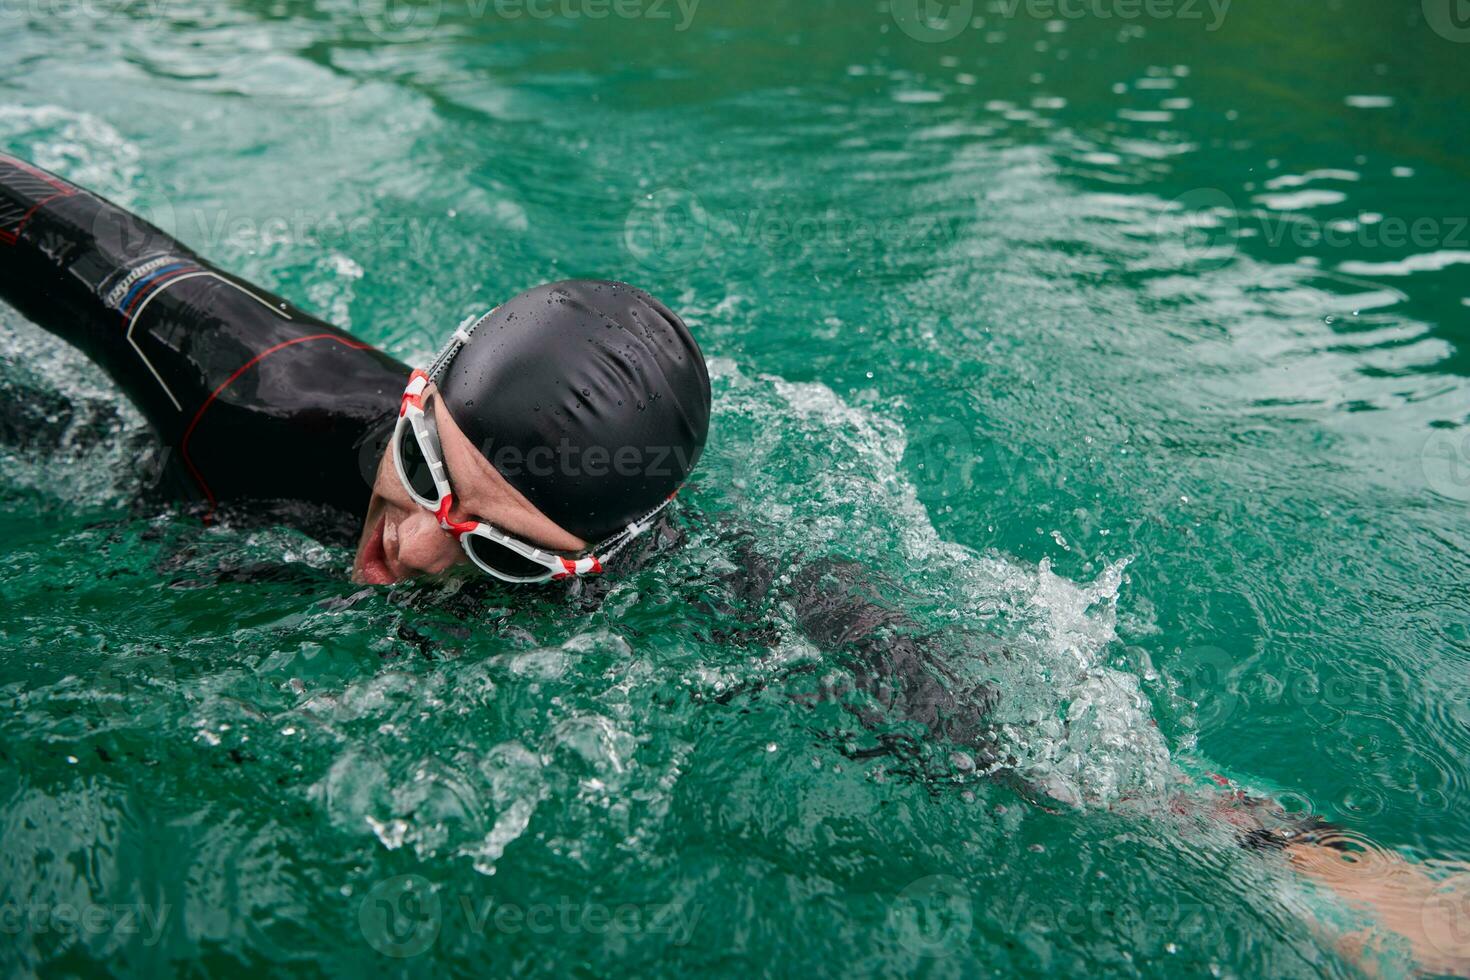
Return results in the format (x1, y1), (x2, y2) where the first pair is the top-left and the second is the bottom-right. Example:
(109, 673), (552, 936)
(434, 494), (479, 536)
(400, 369), (430, 417)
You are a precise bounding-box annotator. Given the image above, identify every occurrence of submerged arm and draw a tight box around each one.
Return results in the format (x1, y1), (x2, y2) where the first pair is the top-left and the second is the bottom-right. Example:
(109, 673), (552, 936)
(683, 521), (1000, 767)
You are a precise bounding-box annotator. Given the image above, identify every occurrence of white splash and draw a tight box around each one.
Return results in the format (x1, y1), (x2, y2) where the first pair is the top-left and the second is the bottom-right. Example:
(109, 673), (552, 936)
(706, 362), (1174, 806)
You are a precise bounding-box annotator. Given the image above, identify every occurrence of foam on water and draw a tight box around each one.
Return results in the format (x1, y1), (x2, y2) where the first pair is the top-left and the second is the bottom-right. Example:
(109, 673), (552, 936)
(0, 313), (152, 508)
(0, 105), (141, 203)
(0, 107), (160, 506)
(706, 357), (1174, 807)
(4, 12), (1469, 966)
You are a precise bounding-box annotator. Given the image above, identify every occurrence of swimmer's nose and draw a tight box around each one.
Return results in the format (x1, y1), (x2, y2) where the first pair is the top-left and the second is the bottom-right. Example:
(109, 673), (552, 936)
(389, 508), (464, 578)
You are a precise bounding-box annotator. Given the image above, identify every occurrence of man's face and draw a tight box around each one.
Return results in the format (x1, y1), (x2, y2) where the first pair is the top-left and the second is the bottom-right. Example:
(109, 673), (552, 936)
(351, 382), (587, 585)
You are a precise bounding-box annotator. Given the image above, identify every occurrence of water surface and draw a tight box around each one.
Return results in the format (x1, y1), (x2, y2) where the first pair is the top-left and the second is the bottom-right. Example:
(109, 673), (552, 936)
(2, 0), (1468, 975)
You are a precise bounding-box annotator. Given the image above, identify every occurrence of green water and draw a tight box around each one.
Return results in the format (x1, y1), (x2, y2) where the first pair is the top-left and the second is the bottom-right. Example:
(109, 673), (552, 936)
(2, 0), (1469, 975)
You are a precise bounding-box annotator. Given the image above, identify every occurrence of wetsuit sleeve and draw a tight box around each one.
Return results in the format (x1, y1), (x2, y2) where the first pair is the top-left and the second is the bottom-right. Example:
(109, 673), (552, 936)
(783, 559), (1000, 761)
(665, 516), (999, 763)
(0, 153), (409, 519)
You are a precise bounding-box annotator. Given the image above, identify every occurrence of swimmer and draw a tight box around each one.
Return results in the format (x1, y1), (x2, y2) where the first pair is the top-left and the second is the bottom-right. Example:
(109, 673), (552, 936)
(1, 155), (1466, 974)
(0, 152), (706, 586)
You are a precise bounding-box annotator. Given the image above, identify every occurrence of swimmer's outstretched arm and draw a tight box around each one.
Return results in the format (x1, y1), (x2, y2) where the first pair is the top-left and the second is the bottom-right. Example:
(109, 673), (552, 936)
(683, 524), (1002, 766)
(1167, 768), (1470, 972)
(1284, 837), (1470, 973)
(0, 154), (407, 515)
(696, 529), (1470, 972)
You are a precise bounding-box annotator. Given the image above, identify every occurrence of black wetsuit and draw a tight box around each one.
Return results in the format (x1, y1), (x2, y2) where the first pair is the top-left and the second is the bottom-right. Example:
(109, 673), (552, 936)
(0, 152), (405, 524)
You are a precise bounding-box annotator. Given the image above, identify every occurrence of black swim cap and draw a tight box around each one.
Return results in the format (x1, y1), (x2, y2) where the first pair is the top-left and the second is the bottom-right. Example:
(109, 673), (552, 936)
(432, 280), (711, 542)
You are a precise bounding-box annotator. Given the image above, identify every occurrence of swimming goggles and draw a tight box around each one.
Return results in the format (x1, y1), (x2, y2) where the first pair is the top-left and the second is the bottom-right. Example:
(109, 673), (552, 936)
(391, 321), (674, 583)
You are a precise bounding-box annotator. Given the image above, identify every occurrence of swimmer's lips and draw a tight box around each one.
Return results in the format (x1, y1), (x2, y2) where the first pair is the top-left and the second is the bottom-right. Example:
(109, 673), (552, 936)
(356, 515), (398, 585)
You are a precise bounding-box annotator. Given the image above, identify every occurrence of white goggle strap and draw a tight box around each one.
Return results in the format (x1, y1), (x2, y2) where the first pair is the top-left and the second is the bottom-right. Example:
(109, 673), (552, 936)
(591, 495), (678, 566)
(403, 372), (429, 404)
(413, 416), (452, 501)
(426, 308), (497, 385)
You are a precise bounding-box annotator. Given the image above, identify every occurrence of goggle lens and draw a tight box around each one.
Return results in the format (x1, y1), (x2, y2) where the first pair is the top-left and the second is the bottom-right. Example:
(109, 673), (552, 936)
(466, 535), (553, 581)
(395, 423), (439, 503)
